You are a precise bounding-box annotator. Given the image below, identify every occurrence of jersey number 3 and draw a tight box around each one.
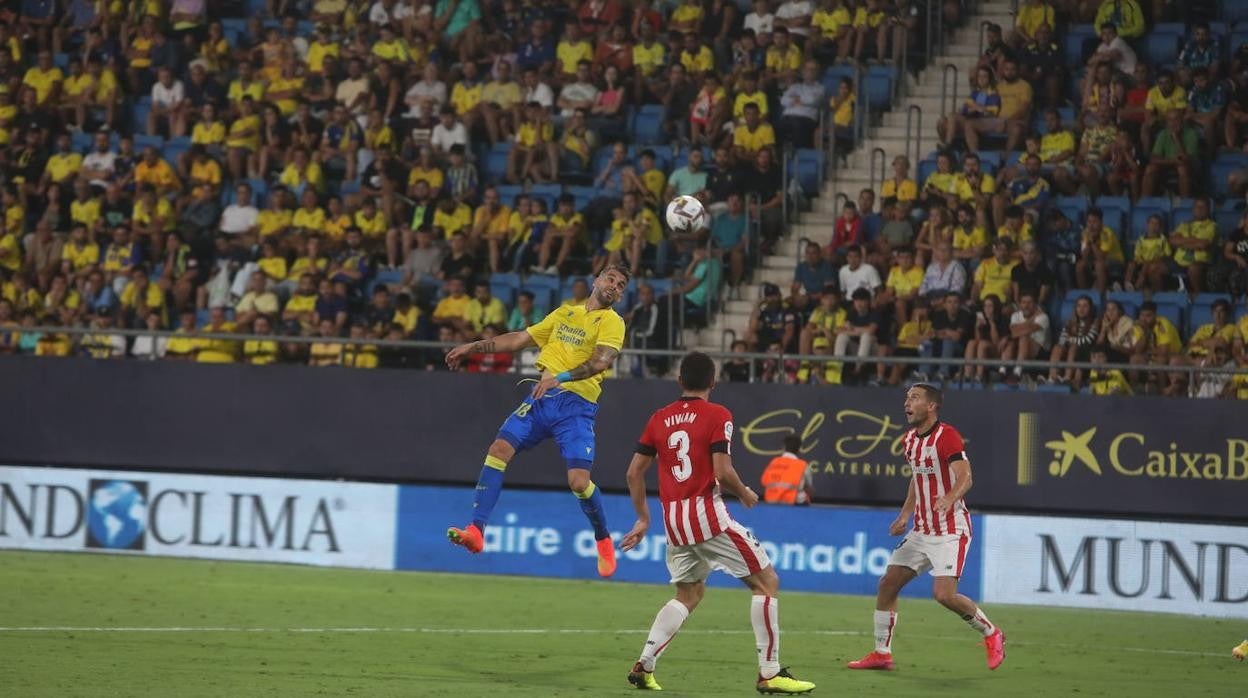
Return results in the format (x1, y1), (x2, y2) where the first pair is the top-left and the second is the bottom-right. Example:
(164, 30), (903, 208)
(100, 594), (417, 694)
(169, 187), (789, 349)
(668, 430), (692, 482)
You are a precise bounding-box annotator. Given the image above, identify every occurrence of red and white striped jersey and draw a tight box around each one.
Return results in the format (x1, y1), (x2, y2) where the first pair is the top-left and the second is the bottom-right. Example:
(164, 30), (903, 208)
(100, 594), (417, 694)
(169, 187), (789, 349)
(636, 397), (735, 546)
(903, 422), (972, 537)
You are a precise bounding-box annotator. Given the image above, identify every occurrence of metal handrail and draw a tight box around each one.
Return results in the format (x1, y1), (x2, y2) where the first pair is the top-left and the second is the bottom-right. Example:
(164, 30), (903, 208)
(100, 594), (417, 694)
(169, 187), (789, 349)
(905, 104), (923, 175)
(978, 20), (989, 58)
(11, 323), (1246, 378)
(720, 329), (736, 352)
(868, 147), (887, 198)
(940, 63), (959, 124)
(781, 146), (791, 224)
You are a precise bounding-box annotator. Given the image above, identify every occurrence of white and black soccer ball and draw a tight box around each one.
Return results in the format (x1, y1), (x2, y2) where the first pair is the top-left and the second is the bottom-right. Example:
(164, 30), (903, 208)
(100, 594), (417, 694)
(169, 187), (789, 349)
(665, 195), (708, 232)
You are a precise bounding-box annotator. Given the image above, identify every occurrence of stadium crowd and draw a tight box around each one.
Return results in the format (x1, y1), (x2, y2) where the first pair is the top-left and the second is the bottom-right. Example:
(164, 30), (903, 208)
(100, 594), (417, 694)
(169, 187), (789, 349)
(738, 0), (1248, 398)
(0, 0), (1243, 398)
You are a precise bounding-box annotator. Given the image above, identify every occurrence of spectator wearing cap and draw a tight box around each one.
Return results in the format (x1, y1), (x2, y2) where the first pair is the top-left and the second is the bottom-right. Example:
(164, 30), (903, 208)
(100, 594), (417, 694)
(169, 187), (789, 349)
(834, 287), (881, 385)
(747, 282), (797, 353)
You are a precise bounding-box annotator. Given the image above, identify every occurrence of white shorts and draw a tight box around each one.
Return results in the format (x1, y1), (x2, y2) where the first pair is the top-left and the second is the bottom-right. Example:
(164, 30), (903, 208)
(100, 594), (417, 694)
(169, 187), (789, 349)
(666, 521), (772, 584)
(888, 531), (971, 578)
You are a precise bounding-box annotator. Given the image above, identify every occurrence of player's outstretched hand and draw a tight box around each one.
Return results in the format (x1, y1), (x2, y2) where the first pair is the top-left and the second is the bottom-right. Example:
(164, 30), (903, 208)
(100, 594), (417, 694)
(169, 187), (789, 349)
(445, 343), (475, 370)
(738, 487), (759, 509)
(620, 519), (649, 551)
(933, 493), (956, 514)
(888, 516), (908, 536)
(531, 372), (561, 400)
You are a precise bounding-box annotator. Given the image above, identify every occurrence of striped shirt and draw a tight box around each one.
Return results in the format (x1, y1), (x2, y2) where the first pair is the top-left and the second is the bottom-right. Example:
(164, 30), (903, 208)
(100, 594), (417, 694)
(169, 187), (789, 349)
(903, 422), (972, 537)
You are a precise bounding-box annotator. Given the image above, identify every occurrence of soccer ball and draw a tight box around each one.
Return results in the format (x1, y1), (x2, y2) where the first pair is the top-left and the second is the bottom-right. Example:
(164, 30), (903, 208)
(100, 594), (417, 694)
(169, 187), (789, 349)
(665, 195), (707, 232)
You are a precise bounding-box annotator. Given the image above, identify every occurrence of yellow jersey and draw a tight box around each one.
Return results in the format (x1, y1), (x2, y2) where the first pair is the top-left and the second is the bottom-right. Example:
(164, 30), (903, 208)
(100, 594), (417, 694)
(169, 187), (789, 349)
(886, 265), (924, 296)
(974, 258), (1017, 301)
(733, 123), (776, 153)
(1133, 235), (1171, 263)
(526, 303), (626, 404)
(192, 120), (226, 146)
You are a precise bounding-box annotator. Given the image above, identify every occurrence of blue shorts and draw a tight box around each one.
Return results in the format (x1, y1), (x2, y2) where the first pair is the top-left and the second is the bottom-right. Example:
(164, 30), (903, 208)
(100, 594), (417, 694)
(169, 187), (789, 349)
(497, 389), (599, 470)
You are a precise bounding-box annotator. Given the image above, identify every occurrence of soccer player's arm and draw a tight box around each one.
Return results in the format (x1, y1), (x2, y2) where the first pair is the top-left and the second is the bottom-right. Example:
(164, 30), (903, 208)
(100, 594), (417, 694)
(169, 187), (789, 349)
(710, 408), (758, 507)
(556, 313), (625, 383)
(444, 314), (542, 369)
(935, 431), (972, 512)
(621, 417), (658, 551)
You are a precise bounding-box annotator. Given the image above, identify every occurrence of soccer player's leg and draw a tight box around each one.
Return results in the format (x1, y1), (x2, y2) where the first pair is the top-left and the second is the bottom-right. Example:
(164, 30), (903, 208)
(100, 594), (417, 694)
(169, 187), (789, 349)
(630, 548), (708, 690)
(551, 394), (615, 577)
(447, 397), (548, 553)
(929, 534), (1004, 670)
(700, 521), (814, 694)
(1233, 638), (1248, 660)
(848, 533), (925, 670)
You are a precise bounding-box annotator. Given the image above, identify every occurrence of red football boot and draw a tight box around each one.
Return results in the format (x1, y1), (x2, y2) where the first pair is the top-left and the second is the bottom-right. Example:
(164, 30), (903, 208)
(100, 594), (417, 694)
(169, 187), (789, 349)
(596, 537), (617, 577)
(984, 629), (1006, 670)
(447, 524), (484, 553)
(847, 651), (895, 670)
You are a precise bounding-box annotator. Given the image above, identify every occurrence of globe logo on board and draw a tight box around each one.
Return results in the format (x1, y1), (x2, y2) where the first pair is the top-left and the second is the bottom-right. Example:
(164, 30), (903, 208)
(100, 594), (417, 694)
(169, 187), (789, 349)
(85, 479), (148, 550)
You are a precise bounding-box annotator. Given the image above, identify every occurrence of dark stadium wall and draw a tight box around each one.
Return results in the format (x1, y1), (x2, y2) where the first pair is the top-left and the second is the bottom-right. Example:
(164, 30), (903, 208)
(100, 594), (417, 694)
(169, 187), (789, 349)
(1, 356), (1245, 523)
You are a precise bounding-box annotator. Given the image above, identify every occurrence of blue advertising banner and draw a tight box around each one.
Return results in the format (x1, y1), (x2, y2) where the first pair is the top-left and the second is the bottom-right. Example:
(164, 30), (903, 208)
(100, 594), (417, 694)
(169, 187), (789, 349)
(395, 485), (984, 598)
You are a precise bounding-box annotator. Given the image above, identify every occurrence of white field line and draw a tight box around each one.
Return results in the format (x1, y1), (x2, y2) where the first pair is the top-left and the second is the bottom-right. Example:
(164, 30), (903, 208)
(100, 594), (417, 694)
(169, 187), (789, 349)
(0, 626), (1226, 658)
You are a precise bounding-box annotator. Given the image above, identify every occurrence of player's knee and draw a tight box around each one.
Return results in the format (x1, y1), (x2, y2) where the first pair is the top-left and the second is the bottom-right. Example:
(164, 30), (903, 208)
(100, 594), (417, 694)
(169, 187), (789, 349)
(932, 586), (957, 606)
(486, 439), (515, 463)
(748, 566), (780, 596)
(567, 469), (591, 494)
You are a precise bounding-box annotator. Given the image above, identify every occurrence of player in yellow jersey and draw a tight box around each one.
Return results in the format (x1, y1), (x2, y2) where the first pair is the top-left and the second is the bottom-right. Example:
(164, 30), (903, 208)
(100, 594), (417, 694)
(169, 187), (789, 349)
(1234, 638), (1248, 660)
(445, 265), (630, 578)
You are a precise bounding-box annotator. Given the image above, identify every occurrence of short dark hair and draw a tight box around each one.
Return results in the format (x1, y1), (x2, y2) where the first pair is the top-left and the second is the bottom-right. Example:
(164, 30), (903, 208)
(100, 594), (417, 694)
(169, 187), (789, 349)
(602, 263), (632, 283)
(851, 288), (872, 301)
(783, 434), (802, 454)
(910, 382), (942, 407)
(679, 351), (716, 391)
(1140, 301), (1158, 314)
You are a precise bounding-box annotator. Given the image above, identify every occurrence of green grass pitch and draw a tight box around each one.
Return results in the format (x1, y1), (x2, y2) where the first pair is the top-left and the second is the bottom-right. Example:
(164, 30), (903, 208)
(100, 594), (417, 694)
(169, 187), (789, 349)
(0, 550), (1240, 697)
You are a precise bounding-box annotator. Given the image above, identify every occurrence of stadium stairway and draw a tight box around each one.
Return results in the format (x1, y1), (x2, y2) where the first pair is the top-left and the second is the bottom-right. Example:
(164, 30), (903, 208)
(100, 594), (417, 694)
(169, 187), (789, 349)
(683, 1), (1015, 355)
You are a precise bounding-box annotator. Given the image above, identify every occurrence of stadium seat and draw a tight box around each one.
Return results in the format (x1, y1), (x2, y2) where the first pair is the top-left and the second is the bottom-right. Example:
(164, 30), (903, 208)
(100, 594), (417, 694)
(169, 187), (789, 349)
(821, 64), (858, 95)
(134, 133), (164, 151)
(976, 151), (1002, 173)
(1151, 292), (1188, 330)
(1142, 27), (1182, 66)
(1130, 197), (1171, 240)
(163, 136), (191, 165)
(1232, 29), (1248, 55)
(71, 130), (92, 153)
(862, 66), (895, 112)
(484, 143), (512, 183)
(672, 146), (712, 170)
(524, 275), (561, 309)
(1188, 294), (1234, 333)
(1216, 200), (1244, 234)
(496, 184), (523, 207)
(566, 185), (598, 212)
(1059, 289), (1102, 324)
(1106, 290), (1144, 318)
(529, 183), (563, 209)
(790, 149), (824, 196)
(1094, 196), (1130, 230)
(1064, 25), (1096, 65)
(916, 155), (939, 185)
(1210, 154), (1247, 198)
(489, 273), (521, 307)
(1055, 195), (1088, 224)
(1035, 384), (1073, 394)
(1171, 200), (1195, 227)
(632, 105), (664, 145)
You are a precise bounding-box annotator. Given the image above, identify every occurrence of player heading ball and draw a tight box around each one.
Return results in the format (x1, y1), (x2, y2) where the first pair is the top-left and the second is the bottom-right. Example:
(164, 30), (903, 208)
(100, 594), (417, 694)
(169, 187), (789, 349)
(621, 351), (816, 695)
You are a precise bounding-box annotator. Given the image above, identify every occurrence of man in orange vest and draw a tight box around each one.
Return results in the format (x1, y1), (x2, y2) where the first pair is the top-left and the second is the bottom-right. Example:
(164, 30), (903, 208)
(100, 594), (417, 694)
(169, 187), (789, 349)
(761, 435), (814, 505)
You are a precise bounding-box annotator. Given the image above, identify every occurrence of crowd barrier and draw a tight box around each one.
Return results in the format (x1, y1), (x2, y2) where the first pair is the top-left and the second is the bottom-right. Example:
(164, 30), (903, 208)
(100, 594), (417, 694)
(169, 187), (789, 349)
(2, 467), (1244, 618)
(1, 358), (1244, 521)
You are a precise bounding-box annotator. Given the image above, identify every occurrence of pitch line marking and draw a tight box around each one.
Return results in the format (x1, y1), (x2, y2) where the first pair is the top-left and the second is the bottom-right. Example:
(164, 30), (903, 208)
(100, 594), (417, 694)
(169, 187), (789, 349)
(0, 626), (1225, 657)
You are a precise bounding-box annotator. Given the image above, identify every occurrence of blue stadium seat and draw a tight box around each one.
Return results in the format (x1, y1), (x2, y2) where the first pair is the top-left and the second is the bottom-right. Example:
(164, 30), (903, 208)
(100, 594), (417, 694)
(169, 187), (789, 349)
(1189, 294), (1234, 334)
(524, 275), (561, 309)
(821, 65), (858, 95)
(976, 151), (1002, 173)
(1106, 290), (1144, 318)
(1035, 384), (1073, 394)
(134, 133), (164, 151)
(672, 146), (712, 170)
(1228, 1), (1248, 25)
(484, 143), (512, 183)
(992, 383), (1022, 392)
(131, 101), (151, 134)
(71, 130), (92, 153)
(1210, 154), (1248, 198)
(862, 66), (894, 112)
(647, 144), (674, 173)
(489, 273), (520, 307)
(1232, 29), (1248, 54)
(1055, 195), (1089, 224)
(791, 149), (824, 196)
(496, 184), (524, 206)
(529, 183), (562, 203)
(1151, 291), (1189, 330)
(1059, 289), (1102, 324)
(566, 184), (598, 212)
(1095, 195), (1130, 232)
(632, 105), (664, 145)
(1217, 200), (1244, 233)
(916, 156), (939, 185)
(1171, 200), (1195, 227)
(163, 136), (191, 165)
(1143, 30), (1178, 66)
(1130, 197), (1171, 240)
(53, 53), (70, 70)
(647, 278), (675, 297)
(1064, 25), (1096, 65)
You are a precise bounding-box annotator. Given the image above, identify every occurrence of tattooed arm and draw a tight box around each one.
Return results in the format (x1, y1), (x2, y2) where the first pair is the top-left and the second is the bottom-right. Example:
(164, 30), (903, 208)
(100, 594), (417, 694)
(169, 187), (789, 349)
(445, 330), (537, 369)
(531, 344), (621, 399)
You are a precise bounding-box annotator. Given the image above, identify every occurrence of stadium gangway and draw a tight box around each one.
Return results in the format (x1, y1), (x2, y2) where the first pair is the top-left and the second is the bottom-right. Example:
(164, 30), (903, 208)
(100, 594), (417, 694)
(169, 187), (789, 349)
(15, 324), (1246, 390)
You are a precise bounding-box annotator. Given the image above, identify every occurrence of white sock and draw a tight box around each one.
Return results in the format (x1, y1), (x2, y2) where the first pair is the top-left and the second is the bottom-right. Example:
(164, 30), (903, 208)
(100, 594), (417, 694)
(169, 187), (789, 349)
(638, 600), (689, 672)
(750, 595), (780, 679)
(873, 609), (897, 654)
(963, 607), (995, 637)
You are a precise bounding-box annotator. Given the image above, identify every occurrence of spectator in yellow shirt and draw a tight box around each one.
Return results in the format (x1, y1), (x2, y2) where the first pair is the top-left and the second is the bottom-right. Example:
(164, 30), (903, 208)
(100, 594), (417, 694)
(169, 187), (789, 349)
(536, 194), (584, 275)
(278, 148), (325, 196)
(622, 148), (667, 208)
(1142, 70), (1187, 153)
(1169, 197), (1217, 294)
(733, 103), (776, 164)
(282, 273), (320, 333)
(878, 246), (924, 325)
(225, 96), (262, 180)
(464, 280), (508, 334)
(353, 197), (388, 240)
(470, 186), (513, 272)
(764, 27), (802, 86)
(433, 277), (472, 331)
(669, 0), (705, 35)
(507, 101), (556, 184)
(22, 50), (63, 105)
(555, 23), (594, 81)
(971, 238), (1018, 303)
(1125, 213), (1171, 293)
(40, 132), (83, 193)
(433, 195), (473, 239)
(134, 147), (181, 198)
(1010, 0), (1054, 46)
(679, 32), (715, 77)
(1129, 301), (1183, 373)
